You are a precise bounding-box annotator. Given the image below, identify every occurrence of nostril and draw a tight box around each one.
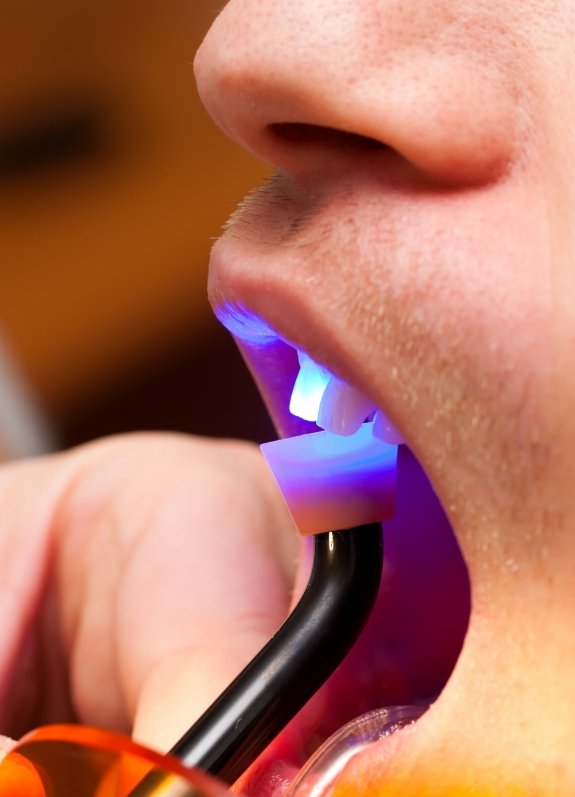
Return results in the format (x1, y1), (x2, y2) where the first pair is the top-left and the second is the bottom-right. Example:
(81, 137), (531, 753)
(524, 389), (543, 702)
(268, 123), (386, 153)
(264, 123), (390, 176)
(266, 113), (513, 186)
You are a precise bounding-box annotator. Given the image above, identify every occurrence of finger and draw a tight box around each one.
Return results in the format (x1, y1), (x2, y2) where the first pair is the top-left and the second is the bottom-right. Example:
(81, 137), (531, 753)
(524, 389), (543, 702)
(55, 434), (300, 750)
(132, 634), (274, 750)
(0, 453), (78, 736)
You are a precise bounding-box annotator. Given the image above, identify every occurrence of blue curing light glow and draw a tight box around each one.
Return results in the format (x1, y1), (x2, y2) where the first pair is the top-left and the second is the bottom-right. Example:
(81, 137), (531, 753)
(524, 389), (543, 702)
(214, 303), (280, 345)
(289, 353), (332, 423)
(260, 424), (398, 535)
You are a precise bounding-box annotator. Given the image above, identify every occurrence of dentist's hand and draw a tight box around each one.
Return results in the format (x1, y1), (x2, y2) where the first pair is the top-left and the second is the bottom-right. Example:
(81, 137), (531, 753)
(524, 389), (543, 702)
(0, 434), (298, 753)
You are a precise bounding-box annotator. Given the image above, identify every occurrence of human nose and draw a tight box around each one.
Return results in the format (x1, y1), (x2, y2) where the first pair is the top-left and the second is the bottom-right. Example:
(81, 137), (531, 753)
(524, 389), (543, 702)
(194, 0), (524, 186)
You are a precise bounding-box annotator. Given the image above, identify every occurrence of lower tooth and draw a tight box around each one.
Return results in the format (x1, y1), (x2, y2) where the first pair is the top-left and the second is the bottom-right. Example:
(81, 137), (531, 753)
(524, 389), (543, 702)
(317, 378), (377, 436)
(372, 409), (405, 445)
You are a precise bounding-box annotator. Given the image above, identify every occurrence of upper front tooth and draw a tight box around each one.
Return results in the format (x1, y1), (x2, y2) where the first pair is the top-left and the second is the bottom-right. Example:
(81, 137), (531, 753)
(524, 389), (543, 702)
(373, 409), (405, 445)
(317, 377), (377, 436)
(289, 350), (379, 436)
(289, 352), (332, 422)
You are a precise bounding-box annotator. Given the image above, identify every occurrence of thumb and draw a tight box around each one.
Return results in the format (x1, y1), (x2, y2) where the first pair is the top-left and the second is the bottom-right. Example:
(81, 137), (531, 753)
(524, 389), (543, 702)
(132, 630), (274, 751)
(133, 536), (315, 752)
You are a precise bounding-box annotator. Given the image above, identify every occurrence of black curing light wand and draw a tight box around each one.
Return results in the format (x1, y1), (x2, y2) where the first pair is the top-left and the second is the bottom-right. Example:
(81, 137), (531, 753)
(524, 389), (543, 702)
(130, 523), (383, 795)
(133, 418), (399, 795)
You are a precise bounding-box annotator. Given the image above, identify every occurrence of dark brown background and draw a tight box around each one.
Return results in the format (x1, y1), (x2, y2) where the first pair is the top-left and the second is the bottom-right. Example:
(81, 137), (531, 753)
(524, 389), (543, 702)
(0, 0), (275, 449)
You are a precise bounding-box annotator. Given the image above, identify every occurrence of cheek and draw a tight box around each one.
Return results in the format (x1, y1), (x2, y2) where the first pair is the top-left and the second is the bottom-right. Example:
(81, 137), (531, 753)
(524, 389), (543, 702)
(376, 177), (551, 396)
(410, 198), (550, 429)
(323, 173), (555, 464)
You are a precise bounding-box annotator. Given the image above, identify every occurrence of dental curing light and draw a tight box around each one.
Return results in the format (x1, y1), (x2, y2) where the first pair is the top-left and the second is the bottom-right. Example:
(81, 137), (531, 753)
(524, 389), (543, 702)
(128, 527), (383, 797)
(170, 524), (383, 783)
(131, 354), (397, 795)
(260, 426), (397, 536)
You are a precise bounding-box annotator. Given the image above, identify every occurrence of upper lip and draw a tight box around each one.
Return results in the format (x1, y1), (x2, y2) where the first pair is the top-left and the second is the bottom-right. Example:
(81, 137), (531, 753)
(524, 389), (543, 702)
(210, 297), (390, 442)
(207, 172), (403, 441)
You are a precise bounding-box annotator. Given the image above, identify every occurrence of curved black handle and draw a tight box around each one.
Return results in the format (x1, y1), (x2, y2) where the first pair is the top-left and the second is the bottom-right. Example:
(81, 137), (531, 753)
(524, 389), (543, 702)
(131, 523), (383, 795)
(171, 523), (383, 782)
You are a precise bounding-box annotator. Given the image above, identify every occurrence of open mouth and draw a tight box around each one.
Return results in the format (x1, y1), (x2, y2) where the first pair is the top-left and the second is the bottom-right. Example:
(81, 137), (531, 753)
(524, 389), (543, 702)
(214, 303), (471, 797)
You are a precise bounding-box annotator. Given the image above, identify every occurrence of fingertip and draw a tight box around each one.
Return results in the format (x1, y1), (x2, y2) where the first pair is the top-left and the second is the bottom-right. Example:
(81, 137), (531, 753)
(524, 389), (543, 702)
(132, 638), (271, 753)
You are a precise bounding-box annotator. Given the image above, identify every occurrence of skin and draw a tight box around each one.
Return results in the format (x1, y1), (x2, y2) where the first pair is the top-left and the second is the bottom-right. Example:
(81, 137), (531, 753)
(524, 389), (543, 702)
(193, 0), (575, 793)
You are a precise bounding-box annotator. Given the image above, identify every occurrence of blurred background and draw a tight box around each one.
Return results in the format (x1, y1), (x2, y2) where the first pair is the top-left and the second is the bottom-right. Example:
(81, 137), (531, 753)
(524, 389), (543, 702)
(0, 0), (276, 459)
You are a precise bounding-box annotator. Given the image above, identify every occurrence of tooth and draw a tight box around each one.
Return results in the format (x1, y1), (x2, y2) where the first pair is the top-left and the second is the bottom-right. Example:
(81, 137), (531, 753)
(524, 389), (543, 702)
(317, 377), (377, 436)
(296, 350), (313, 368)
(372, 409), (405, 445)
(289, 352), (331, 422)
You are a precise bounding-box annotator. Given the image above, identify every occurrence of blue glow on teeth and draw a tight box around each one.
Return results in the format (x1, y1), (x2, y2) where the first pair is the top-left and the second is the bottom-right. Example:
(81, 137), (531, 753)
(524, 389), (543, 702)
(289, 352), (332, 423)
(213, 303), (280, 344)
(273, 351), (399, 535)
